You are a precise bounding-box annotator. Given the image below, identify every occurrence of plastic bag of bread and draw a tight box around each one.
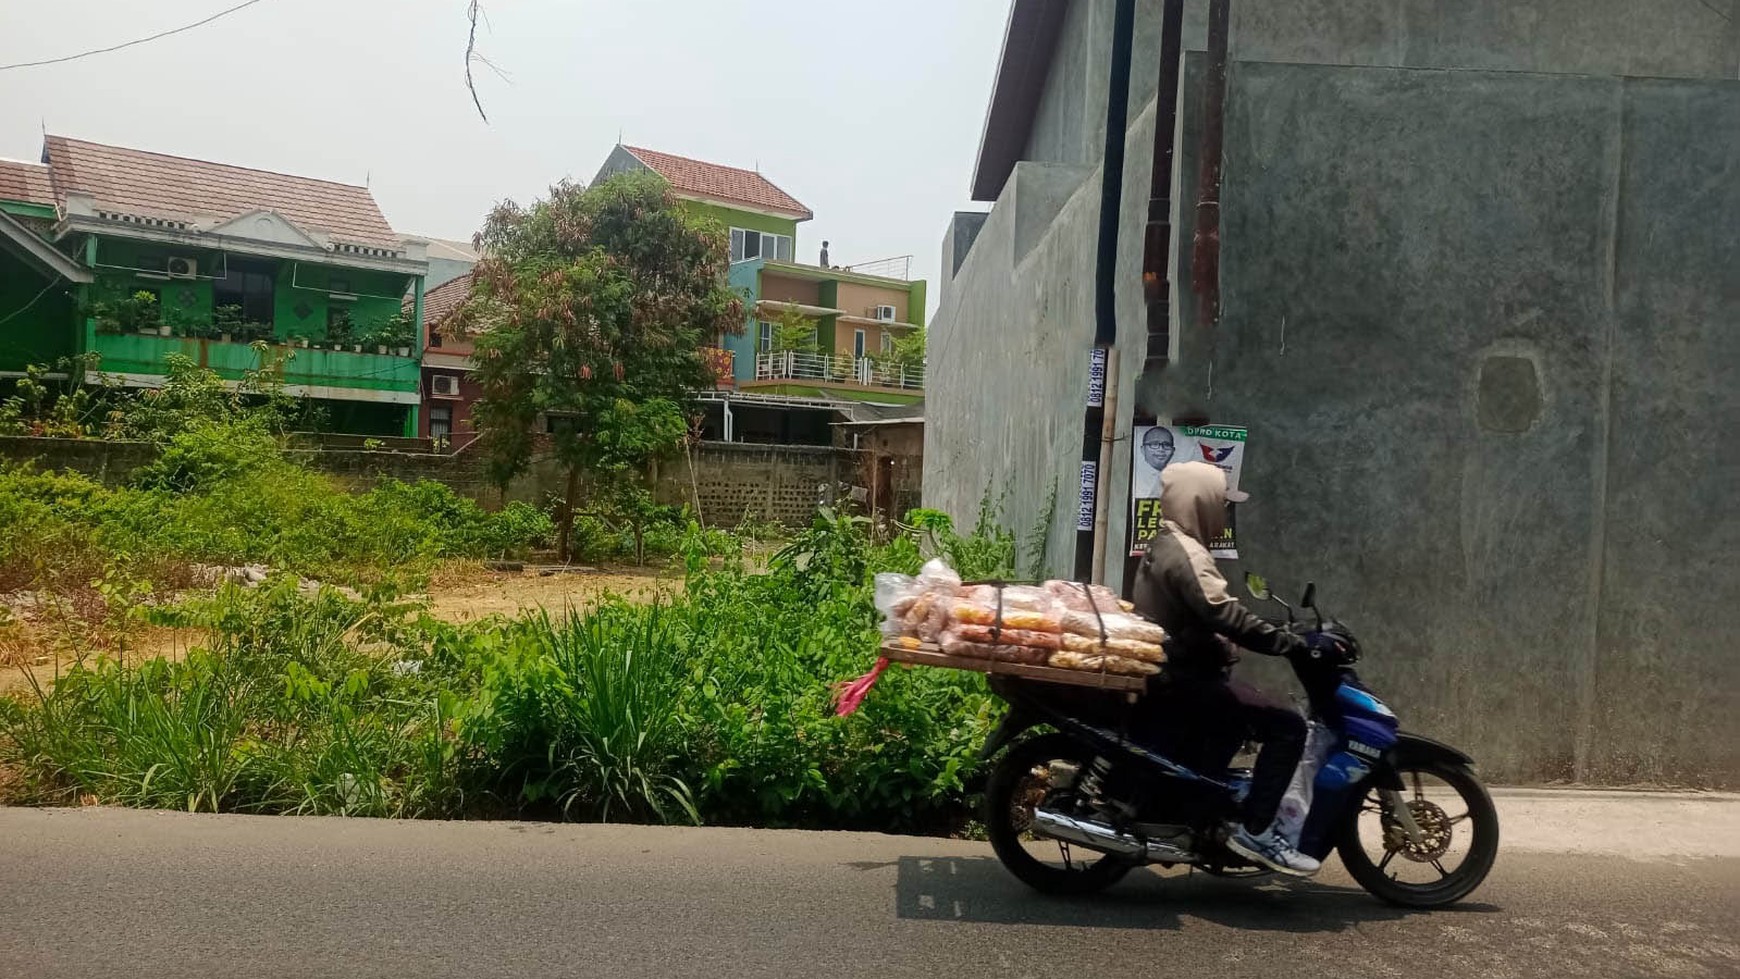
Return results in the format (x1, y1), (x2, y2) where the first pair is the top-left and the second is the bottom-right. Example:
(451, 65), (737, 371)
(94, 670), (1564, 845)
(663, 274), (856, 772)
(1059, 632), (1167, 663)
(1058, 609), (1166, 646)
(950, 623), (1063, 651)
(959, 583), (1058, 613)
(1048, 650), (1163, 676)
(1044, 580), (1126, 614)
(915, 558), (963, 597)
(939, 630), (1052, 666)
(874, 573), (920, 637)
(947, 601), (1062, 632)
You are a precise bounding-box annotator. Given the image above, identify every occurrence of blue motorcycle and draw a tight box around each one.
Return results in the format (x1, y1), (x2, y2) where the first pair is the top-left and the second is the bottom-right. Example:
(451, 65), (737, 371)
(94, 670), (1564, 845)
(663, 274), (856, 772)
(980, 577), (1499, 908)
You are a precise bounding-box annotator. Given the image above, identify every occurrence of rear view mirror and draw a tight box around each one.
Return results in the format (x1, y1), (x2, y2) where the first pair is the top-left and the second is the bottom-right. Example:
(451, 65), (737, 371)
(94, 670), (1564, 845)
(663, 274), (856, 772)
(1245, 573), (1271, 602)
(1301, 582), (1317, 609)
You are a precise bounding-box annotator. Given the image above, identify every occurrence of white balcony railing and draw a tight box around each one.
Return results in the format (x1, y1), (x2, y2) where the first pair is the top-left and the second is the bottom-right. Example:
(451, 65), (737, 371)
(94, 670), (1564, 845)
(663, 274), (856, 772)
(754, 351), (924, 391)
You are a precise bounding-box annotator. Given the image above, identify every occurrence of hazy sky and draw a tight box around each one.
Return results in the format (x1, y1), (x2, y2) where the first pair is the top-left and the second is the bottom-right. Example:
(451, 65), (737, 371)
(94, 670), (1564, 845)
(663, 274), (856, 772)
(0, 0), (1007, 308)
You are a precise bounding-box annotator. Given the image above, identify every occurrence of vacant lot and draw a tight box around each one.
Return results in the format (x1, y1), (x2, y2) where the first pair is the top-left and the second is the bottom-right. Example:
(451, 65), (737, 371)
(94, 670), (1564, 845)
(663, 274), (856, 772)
(1, 562), (681, 694)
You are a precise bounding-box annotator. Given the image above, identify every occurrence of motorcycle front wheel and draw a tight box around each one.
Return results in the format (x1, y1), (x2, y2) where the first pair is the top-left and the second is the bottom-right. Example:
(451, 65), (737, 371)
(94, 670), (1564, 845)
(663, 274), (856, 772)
(1337, 758), (1499, 908)
(984, 733), (1137, 895)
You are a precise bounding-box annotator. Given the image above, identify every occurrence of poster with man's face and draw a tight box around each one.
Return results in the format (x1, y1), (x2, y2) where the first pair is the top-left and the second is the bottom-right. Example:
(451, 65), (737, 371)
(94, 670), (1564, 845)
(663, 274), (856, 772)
(1128, 424), (1249, 559)
(1129, 425), (1187, 557)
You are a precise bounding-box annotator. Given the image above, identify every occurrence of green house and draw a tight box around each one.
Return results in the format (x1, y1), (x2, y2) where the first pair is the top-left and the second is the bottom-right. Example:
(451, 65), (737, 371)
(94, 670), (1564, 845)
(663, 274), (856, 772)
(0, 136), (429, 436)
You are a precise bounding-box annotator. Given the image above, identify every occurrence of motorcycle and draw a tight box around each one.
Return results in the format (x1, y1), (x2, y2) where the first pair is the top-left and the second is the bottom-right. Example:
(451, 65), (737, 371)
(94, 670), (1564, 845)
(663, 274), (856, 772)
(979, 576), (1498, 908)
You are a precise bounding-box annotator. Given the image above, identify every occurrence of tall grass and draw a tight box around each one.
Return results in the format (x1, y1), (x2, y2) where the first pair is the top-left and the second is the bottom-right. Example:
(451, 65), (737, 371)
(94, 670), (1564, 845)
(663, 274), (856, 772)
(1, 502), (1017, 831)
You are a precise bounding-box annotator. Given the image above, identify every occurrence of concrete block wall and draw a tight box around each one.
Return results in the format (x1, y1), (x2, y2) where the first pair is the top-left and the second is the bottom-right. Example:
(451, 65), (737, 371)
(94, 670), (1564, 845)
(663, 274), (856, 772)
(928, 0), (1739, 784)
(0, 436), (915, 532)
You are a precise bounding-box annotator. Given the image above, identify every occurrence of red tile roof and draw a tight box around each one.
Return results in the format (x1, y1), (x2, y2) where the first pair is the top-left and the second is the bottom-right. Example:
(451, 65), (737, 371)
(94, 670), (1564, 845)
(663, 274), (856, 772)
(42, 135), (402, 249)
(622, 146), (812, 220)
(414, 272), (474, 328)
(0, 159), (54, 206)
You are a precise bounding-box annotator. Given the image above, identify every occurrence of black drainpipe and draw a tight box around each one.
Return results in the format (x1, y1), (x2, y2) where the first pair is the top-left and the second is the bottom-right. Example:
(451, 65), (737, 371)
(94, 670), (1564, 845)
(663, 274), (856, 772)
(1073, 0), (1137, 582)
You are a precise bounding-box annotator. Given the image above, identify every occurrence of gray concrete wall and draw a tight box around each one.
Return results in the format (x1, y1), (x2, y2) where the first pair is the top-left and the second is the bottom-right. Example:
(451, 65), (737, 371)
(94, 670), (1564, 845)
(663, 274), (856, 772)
(930, 0), (1739, 784)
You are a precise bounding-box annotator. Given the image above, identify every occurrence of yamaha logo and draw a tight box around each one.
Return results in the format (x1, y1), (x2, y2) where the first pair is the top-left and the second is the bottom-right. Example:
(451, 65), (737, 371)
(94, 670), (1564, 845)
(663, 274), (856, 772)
(1348, 740), (1382, 760)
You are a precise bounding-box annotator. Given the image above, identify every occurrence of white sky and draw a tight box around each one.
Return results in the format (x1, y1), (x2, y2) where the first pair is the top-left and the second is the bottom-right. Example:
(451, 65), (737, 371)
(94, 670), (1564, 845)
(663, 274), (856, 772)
(0, 0), (1008, 311)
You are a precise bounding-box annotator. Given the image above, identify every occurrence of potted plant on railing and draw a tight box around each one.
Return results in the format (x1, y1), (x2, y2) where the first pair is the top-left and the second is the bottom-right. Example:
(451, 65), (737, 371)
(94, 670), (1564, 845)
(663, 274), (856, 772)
(386, 312), (417, 356)
(87, 291), (163, 336)
(212, 304), (245, 343)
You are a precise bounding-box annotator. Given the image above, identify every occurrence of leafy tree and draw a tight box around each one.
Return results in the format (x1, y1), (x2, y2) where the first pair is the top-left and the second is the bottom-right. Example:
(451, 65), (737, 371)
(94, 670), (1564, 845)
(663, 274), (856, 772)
(770, 306), (819, 354)
(455, 172), (745, 558)
(881, 326), (926, 371)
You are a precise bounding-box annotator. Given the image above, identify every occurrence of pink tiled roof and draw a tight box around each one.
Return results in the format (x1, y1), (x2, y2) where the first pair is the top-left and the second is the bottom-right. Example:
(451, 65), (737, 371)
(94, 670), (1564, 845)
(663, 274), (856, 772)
(42, 135), (402, 249)
(622, 145), (812, 220)
(0, 159), (53, 206)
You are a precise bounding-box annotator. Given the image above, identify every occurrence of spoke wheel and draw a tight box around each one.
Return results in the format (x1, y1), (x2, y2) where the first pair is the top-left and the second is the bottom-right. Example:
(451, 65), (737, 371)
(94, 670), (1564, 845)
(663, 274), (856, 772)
(1337, 758), (1498, 908)
(985, 733), (1137, 895)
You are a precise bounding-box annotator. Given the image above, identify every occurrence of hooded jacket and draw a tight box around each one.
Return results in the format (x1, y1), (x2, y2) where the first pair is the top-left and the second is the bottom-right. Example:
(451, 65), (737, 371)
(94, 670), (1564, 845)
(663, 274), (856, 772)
(1131, 461), (1304, 677)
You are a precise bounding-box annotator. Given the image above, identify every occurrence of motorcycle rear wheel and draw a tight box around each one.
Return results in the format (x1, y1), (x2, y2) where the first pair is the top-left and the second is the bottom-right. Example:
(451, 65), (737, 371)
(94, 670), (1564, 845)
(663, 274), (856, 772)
(1337, 758), (1499, 908)
(985, 733), (1138, 895)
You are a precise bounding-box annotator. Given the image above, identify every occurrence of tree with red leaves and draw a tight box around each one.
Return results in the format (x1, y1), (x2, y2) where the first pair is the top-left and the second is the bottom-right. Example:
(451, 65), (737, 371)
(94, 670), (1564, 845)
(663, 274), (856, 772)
(455, 171), (744, 559)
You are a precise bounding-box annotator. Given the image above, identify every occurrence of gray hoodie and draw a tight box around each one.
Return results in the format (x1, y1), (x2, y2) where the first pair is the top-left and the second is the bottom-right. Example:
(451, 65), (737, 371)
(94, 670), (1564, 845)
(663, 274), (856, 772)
(1132, 461), (1303, 677)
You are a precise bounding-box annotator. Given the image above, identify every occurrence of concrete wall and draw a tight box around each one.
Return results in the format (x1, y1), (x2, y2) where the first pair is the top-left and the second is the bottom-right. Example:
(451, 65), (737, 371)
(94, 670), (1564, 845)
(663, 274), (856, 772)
(929, 0), (1739, 784)
(0, 435), (911, 531)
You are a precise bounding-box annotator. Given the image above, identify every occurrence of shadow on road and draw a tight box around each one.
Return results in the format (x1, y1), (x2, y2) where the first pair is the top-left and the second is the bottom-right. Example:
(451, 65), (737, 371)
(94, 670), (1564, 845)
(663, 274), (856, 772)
(891, 856), (1500, 932)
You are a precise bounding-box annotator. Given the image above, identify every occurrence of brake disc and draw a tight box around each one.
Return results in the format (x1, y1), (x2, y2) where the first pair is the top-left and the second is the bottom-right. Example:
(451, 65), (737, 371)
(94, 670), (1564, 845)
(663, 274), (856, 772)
(1383, 799), (1454, 862)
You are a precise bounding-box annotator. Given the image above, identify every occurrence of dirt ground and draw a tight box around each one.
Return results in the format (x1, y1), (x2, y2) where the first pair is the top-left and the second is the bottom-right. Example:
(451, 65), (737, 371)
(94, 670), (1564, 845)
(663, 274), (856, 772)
(0, 562), (680, 693)
(422, 562), (680, 623)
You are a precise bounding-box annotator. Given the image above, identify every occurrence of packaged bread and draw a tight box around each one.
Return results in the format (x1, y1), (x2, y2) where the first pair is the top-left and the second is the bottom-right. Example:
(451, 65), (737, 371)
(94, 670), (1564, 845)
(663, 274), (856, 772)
(948, 601), (1062, 632)
(1044, 580), (1124, 614)
(959, 584), (1059, 612)
(950, 623), (1063, 651)
(1048, 650), (1162, 676)
(915, 558), (963, 597)
(939, 632), (1052, 666)
(1058, 609), (1166, 645)
(1059, 632), (1167, 663)
(874, 573), (920, 637)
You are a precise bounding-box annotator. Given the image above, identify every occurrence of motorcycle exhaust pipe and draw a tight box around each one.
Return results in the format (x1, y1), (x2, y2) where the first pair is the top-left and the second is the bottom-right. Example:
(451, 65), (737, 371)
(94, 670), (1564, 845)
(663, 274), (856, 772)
(1031, 808), (1198, 864)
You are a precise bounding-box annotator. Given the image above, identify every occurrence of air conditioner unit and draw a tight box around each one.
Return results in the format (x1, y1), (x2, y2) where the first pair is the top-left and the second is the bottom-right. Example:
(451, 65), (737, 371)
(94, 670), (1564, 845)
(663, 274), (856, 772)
(165, 256), (198, 279)
(431, 375), (461, 397)
(872, 305), (897, 323)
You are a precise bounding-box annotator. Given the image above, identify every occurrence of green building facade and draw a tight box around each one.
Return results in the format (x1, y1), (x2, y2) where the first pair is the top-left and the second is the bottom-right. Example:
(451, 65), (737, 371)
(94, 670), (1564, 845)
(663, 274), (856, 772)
(0, 136), (428, 436)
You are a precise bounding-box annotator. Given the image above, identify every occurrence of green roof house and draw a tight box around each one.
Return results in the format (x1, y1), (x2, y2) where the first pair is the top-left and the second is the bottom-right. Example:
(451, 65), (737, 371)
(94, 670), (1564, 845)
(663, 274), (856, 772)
(0, 136), (430, 436)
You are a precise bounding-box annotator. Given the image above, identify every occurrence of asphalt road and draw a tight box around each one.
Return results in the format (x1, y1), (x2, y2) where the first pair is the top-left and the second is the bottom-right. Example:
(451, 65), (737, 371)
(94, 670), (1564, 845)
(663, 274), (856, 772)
(2, 797), (1736, 979)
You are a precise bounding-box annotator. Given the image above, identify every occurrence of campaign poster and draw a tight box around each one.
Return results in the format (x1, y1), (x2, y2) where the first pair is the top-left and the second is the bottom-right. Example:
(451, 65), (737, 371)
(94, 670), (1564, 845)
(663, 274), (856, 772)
(1127, 424), (1249, 560)
(1185, 425), (1247, 559)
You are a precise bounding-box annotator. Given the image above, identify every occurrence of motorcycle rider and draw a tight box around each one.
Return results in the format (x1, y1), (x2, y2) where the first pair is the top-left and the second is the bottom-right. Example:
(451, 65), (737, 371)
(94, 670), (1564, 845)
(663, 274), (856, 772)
(1131, 460), (1321, 877)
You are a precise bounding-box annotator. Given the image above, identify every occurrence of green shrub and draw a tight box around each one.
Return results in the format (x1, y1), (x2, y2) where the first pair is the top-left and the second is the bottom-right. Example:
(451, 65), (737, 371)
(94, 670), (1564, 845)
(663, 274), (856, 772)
(1, 498), (1020, 834)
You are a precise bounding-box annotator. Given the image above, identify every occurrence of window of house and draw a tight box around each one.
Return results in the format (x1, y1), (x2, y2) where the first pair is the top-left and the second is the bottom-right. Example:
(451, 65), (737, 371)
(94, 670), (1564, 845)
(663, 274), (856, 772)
(212, 258), (276, 325)
(758, 320), (774, 352)
(881, 331), (893, 353)
(326, 306), (353, 339)
(853, 329), (866, 358)
(429, 405), (452, 439)
(730, 228), (794, 264)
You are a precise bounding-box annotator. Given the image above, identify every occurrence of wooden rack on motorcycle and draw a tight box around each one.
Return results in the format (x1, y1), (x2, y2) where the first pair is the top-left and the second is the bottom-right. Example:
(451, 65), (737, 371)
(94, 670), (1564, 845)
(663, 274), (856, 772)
(835, 579), (1154, 717)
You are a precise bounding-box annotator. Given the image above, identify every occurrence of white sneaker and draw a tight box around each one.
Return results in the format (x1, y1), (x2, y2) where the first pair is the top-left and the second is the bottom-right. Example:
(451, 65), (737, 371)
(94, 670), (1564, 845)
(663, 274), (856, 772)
(1226, 824), (1322, 877)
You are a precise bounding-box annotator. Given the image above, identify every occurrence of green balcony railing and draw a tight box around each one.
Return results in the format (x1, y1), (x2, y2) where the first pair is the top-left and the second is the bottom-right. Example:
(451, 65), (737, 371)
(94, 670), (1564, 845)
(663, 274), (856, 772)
(86, 331), (419, 396)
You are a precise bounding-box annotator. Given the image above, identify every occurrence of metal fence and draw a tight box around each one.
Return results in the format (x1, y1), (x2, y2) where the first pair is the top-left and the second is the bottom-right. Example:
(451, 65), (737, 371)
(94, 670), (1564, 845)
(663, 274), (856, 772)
(754, 351), (924, 390)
